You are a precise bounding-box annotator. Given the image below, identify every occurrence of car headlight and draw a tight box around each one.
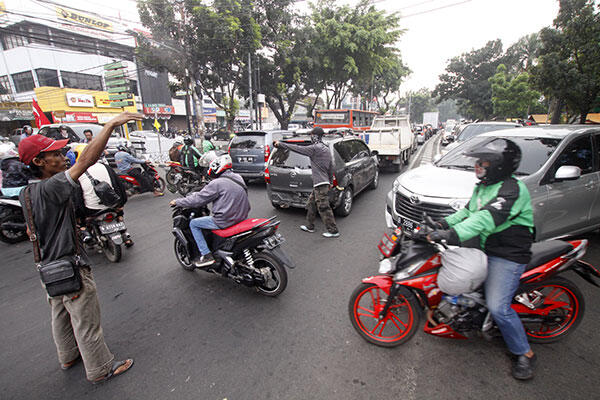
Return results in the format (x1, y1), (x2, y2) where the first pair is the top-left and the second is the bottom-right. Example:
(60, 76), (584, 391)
(450, 199), (468, 210)
(378, 258), (393, 274)
(392, 178), (401, 192)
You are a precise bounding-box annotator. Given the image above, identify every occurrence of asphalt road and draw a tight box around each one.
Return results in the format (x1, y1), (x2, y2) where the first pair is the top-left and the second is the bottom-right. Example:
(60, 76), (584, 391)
(2, 135), (599, 399)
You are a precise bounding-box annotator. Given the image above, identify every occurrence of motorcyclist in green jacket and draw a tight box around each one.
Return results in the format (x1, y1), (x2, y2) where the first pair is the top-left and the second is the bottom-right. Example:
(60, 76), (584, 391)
(428, 138), (537, 380)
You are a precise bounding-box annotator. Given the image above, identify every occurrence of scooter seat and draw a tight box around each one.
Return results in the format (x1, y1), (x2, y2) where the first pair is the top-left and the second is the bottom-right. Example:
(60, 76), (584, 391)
(526, 240), (573, 270)
(212, 218), (268, 238)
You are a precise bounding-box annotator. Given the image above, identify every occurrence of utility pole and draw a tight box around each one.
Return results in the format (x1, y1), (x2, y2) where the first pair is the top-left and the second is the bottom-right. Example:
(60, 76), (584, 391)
(248, 52), (254, 130)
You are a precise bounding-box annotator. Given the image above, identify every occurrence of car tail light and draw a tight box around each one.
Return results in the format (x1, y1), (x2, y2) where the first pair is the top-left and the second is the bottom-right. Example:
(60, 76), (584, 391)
(264, 167), (270, 183)
(332, 174), (338, 187)
(264, 144), (270, 162)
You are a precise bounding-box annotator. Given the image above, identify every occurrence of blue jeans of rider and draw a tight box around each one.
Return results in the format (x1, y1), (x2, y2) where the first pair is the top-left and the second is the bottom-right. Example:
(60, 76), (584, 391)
(485, 255), (531, 355)
(190, 216), (220, 256)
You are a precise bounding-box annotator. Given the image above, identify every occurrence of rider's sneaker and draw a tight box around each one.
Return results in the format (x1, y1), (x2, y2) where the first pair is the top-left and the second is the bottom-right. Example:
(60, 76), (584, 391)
(322, 231), (340, 238)
(511, 353), (536, 380)
(300, 225), (315, 233)
(193, 253), (215, 268)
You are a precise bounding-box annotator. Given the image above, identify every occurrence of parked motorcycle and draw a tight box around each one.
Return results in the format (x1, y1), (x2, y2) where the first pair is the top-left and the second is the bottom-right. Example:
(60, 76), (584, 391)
(118, 163), (166, 196)
(0, 195), (27, 243)
(83, 209), (130, 263)
(349, 214), (600, 347)
(171, 205), (294, 296)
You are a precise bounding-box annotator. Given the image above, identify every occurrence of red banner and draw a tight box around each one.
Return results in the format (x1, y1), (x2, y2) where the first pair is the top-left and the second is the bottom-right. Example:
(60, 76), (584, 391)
(32, 99), (51, 127)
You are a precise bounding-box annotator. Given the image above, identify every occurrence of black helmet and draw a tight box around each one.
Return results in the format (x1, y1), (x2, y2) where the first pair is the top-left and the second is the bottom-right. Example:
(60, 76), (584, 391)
(183, 136), (194, 146)
(464, 138), (521, 184)
(116, 145), (130, 153)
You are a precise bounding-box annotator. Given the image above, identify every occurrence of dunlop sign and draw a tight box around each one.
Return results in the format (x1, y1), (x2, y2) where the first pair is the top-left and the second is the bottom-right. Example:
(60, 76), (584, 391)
(56, 7), (113, 32)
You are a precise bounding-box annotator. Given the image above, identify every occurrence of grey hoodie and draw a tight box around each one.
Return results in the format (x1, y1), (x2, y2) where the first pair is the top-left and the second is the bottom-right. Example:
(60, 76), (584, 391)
(174, 170), (250, 228)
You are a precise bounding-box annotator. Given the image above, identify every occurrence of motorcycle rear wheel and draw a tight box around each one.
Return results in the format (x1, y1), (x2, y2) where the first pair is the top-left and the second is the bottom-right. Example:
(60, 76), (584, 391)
(103, 238), (122, 263)
(165, 169), (177, 185)
(174, 237), (195, 271)
(518, 277), (585, 343)
(349, 282), (421, 347)
(254, 252), (287, 297)
(0, 214), (27, 244)
(154, 177), (166, 193)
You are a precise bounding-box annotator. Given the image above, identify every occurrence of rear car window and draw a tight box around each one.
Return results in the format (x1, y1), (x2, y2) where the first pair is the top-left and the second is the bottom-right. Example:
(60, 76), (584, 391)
(231, 135), (265, 149)
(458, 124), (519, 142)
(271, 147), (311, 169)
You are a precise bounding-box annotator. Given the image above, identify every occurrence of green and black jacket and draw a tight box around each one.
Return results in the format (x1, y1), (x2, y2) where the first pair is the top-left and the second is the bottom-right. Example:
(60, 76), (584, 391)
(441, 176), (535, 264)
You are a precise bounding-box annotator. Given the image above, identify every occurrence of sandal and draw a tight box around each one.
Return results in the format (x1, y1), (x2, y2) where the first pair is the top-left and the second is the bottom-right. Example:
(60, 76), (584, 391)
(90, 358), (134, 385)
(60, 355), (81, 370)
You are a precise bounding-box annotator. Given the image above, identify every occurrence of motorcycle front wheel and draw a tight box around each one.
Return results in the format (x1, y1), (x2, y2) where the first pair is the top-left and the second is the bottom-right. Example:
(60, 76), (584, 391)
(518, 277), (585, 343)
(254, 252), (287, 297)
(103, 237), (122, 263)
(349, 282), (421, 347)
(0, 214), (27, 244)
(174, 237), (195, 271)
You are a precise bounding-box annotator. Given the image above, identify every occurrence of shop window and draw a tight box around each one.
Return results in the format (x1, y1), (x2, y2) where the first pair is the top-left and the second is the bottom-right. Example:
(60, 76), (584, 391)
(2, 33), (26, 50)
(0, 75), (12, 94)
(11, 71), (35, 93)
(129, 79), (138, 96)
(62, 71), (103, 91)
(36, 69), (59, 87)
(50, 29), (76, 51)
(28, 25), (51, 46)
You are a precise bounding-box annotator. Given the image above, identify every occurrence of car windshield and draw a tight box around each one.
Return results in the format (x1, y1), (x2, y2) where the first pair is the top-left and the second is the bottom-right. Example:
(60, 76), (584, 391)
(231, 135), (264, 149)
(270, 146), (311, 169)
(438, 136), (562, 175)
(457, 124), (518, 142)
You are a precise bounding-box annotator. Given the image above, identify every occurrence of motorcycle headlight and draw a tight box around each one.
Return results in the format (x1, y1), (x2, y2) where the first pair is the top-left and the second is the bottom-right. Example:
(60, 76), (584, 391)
(450, 199), (468, 211)
(378, 258), (394, 274)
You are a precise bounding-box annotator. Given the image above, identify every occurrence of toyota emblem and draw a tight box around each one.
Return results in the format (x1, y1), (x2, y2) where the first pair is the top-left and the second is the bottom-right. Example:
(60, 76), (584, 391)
(290, 171), (297, 178)
(409, 195), (420, 204)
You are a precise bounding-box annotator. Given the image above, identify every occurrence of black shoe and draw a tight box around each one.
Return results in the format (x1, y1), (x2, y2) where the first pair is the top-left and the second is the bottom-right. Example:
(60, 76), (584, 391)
(511, 353), (536, 380)
(193, 253), (215, 268)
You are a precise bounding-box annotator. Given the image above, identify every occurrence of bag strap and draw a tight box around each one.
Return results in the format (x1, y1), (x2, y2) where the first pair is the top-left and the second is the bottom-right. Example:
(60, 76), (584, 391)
(84, 171), (100, 186)
(24, 185), (41, 264)
(24, 184), (81, 266)
(220, 175), (247, 193)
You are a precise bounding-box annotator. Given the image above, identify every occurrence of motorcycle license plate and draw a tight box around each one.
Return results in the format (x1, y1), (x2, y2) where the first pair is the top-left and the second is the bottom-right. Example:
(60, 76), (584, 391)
(263, 233), (284, 249)
(99, 221), (126, 234)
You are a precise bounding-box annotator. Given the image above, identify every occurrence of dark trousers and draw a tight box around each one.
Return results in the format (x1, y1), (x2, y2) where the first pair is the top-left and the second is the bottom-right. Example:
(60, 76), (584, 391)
(128, 167), (152, 193)
(306, 185), (338, 233)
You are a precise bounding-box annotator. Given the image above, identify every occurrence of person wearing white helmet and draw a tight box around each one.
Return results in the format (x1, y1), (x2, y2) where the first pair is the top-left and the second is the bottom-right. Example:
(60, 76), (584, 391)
(169, 154), (250, 267)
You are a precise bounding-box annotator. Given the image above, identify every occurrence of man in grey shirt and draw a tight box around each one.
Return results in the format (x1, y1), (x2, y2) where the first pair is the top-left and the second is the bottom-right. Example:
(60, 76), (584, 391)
(273, 127), (339, 238)
(170, 154), (250, 267)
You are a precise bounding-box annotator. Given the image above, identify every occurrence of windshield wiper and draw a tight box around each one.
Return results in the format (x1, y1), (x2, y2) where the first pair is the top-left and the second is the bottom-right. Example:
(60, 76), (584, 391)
(443, 165), (473, 171)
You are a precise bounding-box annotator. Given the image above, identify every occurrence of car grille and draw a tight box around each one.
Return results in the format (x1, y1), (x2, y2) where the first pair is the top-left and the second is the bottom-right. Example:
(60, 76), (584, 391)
(394, 192), (455, 222)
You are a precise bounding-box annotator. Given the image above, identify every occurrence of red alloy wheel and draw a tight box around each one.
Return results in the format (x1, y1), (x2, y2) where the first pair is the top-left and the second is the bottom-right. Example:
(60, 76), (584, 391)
(348, 283), (420, 347)
(518, 277), (585, 343)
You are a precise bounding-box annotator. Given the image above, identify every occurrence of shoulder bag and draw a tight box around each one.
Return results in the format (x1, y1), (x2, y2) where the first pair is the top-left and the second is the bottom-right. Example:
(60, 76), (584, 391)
(25, 186), (82, 297)
(84, 170), (121, 208)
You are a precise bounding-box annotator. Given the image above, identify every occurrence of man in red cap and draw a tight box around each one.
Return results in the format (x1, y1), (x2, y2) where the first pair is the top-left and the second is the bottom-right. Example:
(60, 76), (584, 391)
(19, 112), (143, 384)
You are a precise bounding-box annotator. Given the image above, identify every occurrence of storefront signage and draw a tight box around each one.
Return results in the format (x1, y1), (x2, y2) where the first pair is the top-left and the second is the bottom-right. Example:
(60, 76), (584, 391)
(66, 92), (94, 107)
(95, 93), (117, 108)
(143, 104), (175, 115)
(56, 6), (113, 32)
(52, 111), (98, 123)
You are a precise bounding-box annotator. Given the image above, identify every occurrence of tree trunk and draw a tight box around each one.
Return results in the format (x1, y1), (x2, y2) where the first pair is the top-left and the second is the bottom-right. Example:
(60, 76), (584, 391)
(550, 98), (564, 124)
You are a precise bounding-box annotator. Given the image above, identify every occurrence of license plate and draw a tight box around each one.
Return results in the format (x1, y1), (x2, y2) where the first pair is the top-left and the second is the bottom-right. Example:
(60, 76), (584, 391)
(263, 233), (284, 249)
(99, 221), (126, 234)
(238, 157), (253, 163)
(399, 217), (419, 232)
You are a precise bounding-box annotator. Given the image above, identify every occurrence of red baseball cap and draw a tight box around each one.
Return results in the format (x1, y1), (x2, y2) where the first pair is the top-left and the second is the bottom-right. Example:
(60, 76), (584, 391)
(18, 135), (69, 165)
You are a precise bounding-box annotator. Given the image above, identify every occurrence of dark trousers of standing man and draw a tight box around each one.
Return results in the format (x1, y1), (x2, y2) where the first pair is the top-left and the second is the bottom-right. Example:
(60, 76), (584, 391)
(127, 167), (152, 193)
(306, 184), (338, 233)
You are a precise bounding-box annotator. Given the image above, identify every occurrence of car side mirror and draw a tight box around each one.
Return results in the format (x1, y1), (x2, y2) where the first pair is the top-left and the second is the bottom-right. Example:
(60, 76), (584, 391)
(554, 165), (581, 181)
(371, 150), (378, 157)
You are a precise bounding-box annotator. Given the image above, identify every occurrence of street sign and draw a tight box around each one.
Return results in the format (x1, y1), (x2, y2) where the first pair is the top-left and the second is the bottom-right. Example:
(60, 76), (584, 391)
(105, 79), (127, 87)
(107, 86), (129, 93)
(103, 61), (125, 70)
(110, 100), (134, 107)
(104, 70), (125, 79)
(108, 93), (132, 101)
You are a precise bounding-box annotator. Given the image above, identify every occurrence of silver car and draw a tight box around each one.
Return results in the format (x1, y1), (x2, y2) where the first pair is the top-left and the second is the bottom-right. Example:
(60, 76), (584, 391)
(385, 125), (600, 240)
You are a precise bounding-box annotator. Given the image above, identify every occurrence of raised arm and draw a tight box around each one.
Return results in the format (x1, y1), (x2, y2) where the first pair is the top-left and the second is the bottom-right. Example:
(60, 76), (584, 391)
(69, 112), (143, 181)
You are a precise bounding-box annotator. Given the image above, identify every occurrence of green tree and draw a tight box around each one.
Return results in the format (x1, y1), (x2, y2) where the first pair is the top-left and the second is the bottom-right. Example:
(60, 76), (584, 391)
(310, 0), (404, 109)
(530, 0), (600, 124)
(368, 56), (410, 113)
(434, 40), (506, 120)
(489, 64), (541, 119)
(504, 33), (541, 73)
(398, 88), (435, 124)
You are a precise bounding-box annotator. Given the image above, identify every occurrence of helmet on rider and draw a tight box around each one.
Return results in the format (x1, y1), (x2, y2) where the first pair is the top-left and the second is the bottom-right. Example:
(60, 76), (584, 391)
(464, 138), (521, 184)
(183, 136), (194, 146)
(310, 127), (325, 144)
(208, 154), (232, 178)
(116, 145), (130, 153)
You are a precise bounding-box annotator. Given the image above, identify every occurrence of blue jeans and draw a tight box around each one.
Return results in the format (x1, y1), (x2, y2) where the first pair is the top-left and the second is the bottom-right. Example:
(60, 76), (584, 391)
(485, 256), (531, 355)
(189, 216), (220, 255)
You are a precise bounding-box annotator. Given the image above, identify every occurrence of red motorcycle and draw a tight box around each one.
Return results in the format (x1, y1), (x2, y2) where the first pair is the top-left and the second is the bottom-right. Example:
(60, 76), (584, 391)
(165, 161), (184, 193)
(349, 215), (600, 347)
(118, 163), (166, 196)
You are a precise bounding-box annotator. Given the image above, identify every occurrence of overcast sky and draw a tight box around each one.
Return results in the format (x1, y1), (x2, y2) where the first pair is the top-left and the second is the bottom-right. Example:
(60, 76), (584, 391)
(11, 0), (562, 94)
